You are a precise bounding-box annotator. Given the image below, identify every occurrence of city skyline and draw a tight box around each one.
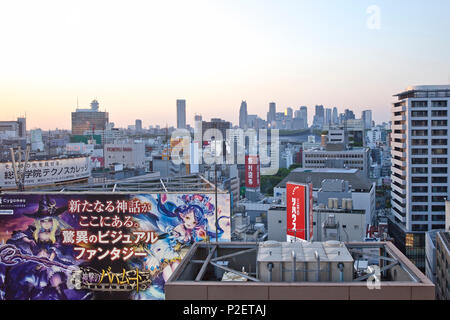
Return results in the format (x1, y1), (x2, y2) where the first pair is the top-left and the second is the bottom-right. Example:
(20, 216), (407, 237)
(0, 1), (449, 130)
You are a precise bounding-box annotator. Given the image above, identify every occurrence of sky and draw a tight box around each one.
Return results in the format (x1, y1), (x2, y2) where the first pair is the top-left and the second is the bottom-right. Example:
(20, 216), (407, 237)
(0, 0), (449, 130)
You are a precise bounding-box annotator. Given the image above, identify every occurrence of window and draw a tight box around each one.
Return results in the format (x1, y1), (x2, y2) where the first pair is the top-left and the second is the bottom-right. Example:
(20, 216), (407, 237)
(432, 139), (447, 145)
(412, 186), (428, 193)
(412, 130), (428, 136)
(412, 167), (428, 174)
(432, 149), (447, 155)
(412, 177), (428, 183)
(412, 101), (428, 108)
(432, 110), (447, 117)
(432, 167), (447, 174)
(412, 196), (428, 202)
(412, 224), (428, 232)
(432, 177), (447, 183)
(412, 120), (428, 126)
(432, 196), (446, 202)
(412, 158), (428, 164)
(431, 100), (447, 107)
(432, 205), (445, 212)
(412, 148), (428, 155)
(412, 205), (428, 212)
(432, 130), (447, 136)
(432, 158), (448, 164)
(432, 186), (447, 193)
(412, 215), (428, 221)
(412, 139), (428, 146)
(411, 111), (428, 117)
(431, 120), (447, 126)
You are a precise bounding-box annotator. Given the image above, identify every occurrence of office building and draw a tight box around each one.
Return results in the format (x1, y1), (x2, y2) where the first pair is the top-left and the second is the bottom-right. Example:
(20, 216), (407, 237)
(302, 143), (370, 177)
(0, 117), (26, 139)
(71, 100), (109, 135)
(267, 102), (276, 127)
(239, 101), (248, 129)
(362, 110), (373, 130)
(104, 141), (146, 169)
(435, 231), (450, 300)
(332, 107), (338, 125)
(176, 99), (186, 129)
(390, 85), (450, 270)
(135, 119), (142, 132)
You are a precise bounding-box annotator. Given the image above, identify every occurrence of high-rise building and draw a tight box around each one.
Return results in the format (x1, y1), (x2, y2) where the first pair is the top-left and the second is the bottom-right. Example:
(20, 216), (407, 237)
(300, 106), (308, 128)
(135, 119), (142, 132)
(325, 108), (332, 125)
(285, 107), (293, 119)
(332, 107), (338, 125)
(313, 105), (324, 128)
(344, 109), (355, 120)
(390, 85), (450, 270)
(267, 102), (276, 125)
(71, 99), (109, 136)
(362, 110), (373, 129)
(176, 99), (186, 129)
(239, 101), (248, 129)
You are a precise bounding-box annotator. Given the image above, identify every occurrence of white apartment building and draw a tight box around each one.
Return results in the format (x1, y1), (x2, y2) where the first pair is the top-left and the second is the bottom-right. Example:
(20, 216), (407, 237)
(391, 85), (450, 234)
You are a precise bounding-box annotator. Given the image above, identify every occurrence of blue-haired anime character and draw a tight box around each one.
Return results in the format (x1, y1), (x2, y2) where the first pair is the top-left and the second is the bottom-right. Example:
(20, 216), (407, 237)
(156, 194), (216, 245)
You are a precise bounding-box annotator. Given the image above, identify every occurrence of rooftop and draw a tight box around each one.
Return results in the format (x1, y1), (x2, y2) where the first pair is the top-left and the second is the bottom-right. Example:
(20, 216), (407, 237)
(165, 241), (435, 300)
(31, 174), (225, 193)
(275, 168), (372, 191)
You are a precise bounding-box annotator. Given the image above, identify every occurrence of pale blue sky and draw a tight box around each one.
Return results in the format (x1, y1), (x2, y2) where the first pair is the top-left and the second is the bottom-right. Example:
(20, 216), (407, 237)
(0, 0), (448, 129)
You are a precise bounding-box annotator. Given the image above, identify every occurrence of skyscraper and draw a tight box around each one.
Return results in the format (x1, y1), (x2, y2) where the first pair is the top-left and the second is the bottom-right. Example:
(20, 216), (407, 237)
(313, 105), (324, 128)
(325, 108), (332, 125)
(300, 106), (308, 128)
(390, 85), (450, 270)
(176, 99), (186, 129)
(135, 119), (142, 132)
(71, 99), (109, 135)
(239, 100), (248, 129)
(267, 102), (276, 128)
(332, 107), (338, 125)
(362, 110), (373, 129)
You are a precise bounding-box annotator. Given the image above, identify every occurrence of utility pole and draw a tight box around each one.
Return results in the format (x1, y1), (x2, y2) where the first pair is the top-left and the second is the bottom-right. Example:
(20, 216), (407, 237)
(10, 144), (30, 191)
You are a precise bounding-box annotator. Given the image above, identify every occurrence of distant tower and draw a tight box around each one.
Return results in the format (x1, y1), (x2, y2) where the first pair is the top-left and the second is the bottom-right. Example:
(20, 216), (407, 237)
(332, 107), (338, 124)
(239, 101), (248, 129)
(177, 99), (186, 129)
(267, 102), (276, 125)
(135, 119), (142, 132)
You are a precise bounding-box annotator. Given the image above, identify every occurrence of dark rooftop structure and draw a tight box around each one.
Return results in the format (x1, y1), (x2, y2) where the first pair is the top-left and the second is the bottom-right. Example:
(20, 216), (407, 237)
(165, 241), (435, 300)
(275, 168), (373, 192)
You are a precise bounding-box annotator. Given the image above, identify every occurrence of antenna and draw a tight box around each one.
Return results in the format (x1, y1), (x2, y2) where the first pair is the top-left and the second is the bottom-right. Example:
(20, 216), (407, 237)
(10, 144), (30, 191)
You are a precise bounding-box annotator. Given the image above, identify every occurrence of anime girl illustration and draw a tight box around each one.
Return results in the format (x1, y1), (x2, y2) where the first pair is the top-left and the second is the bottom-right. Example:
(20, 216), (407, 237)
(130, 236), (182, 300)
(0, 195), (88, 300)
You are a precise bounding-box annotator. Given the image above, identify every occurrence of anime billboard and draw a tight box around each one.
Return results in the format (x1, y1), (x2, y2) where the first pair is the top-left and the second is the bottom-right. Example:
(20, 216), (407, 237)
(0, 192), (230, 300)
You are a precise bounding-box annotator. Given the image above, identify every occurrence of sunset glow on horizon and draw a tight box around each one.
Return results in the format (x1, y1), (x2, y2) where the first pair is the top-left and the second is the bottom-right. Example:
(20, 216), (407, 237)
(1, 0), (449, 130)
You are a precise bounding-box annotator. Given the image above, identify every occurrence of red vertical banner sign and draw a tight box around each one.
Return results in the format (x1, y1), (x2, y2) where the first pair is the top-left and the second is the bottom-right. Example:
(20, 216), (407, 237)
(286, 182), (306, 241)
(245, 155), (260, 188)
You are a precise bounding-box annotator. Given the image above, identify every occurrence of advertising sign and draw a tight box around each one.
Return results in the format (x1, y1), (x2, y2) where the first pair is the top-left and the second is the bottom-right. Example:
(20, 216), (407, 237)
(0, 157), (91, 189)
(245, 155), (260, 188)
(286, 182), (306, 241)
(0, 192), (231, 300)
